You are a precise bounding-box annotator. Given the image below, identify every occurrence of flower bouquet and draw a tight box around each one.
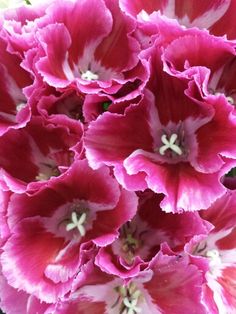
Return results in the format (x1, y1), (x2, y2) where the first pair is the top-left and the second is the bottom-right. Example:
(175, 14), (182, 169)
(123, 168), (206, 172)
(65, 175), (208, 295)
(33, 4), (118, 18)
(0, 0), (236, 313)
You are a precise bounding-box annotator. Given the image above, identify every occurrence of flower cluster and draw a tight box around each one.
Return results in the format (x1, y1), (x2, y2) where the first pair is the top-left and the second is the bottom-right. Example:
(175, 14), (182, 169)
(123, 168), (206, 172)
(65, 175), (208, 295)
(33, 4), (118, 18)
(0, 0), (236, 313)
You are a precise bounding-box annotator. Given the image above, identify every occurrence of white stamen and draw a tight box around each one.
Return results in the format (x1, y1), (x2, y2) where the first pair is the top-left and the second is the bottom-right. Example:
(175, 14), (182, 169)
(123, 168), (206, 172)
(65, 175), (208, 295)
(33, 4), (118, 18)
(66, 211), (86, 236)
(35, 173), (49, 181)
(81, 70), (99, 81)
(16, 102), (26, 112)
(159, 133), (183, 156)
(123, 297), (141, 314)
(226, 96), (234, 105)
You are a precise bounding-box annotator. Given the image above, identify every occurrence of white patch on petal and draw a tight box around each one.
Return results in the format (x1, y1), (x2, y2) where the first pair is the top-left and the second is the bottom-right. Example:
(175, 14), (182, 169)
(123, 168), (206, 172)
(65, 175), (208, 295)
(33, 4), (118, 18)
(194, 227), (236, 313)
(163, 0), (230, 30)
(138, 10), (150, 22)
(62, 54), (75, 81)
(162, 0), (176, 19)
(186, 1), (230, 29)
(206, 272), (230, 314)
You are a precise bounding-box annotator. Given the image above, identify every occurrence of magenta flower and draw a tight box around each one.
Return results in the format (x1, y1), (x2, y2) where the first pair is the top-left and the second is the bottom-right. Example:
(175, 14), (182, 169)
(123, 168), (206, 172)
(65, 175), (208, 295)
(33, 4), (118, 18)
(0, 0), (236, 312)
(1, 160), (137, 302)
(21, 0), (147, 101)
(96, 190), (210, 278)
(50, 251), (206, 314)
(84, 79), (236, 212)
(0, 116), (82, 193)
(187, 189), (236, 313)
(120, 0), (236, 39)
(0, 33), (32, 135)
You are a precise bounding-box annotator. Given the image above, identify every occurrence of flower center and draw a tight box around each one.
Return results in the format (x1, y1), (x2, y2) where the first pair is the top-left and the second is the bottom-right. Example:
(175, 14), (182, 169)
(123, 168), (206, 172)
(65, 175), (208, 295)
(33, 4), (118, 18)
(81, 70), (99, 81)
(113, 283), (142, 314)
(66, 211), (87, 236)
(193, 241), (222, 274)
(122, 233), (139, 262)
(159, 133), (183, 156)
(226, 96), (235, 105)
(118, 223), (141, 263)
(35, 164), (60, 181)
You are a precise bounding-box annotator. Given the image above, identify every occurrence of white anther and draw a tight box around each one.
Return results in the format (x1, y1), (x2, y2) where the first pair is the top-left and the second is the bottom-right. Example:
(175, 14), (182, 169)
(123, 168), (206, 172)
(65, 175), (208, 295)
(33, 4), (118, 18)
(81, 70), (99, 81)
(206, 249), (221, 269)
(159, 133), (183, 156)
(16, 102), (26, 112)
(206, 249), (220, 259)
(226, 96), (234, 105)
(35, 173), (49, 181)
(123, 297), (141, 314)
(66, 211), (86, 236)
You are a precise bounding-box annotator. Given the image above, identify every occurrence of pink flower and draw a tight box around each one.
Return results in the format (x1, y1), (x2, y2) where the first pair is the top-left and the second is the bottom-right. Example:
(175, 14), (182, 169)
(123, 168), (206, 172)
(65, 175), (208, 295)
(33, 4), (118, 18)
(84, 76), (236, 212)
(29, 83), (86, 128)
(52, 251), (206, 314)
(120, 0), (236, 39)
(1, 160), (137, 302)
(95, 190), (210, 278)
(0, 116), (82, 193)
(188, 189), (236, 313)
(0, 33), (32, 135)
(19, 0), (148, 101)
(0, 1), (236, 312)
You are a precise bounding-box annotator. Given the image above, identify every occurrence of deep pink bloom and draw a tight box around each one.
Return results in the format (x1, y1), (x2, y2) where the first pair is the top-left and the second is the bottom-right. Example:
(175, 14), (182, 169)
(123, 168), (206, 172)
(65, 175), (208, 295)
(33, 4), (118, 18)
(120, 0), (236, 39)
(0, 1), (236, 312)
(84, 78), (236, 212)
(184, 189), (236, 313)
(1, 160), (137, 302)
(0, 34), (32, 135)
(0, 116), (82, 193)
(23, 0), (148, 101)
(95, 190), (210, 278)
(161, 26), (236, 111)
(52, 251), (206, 313)
(0, 0), (56, 55)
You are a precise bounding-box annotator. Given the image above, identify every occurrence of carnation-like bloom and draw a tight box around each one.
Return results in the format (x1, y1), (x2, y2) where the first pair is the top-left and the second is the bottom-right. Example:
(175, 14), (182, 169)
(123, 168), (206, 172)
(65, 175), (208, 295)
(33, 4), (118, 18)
(0, 116), (82, 193)
(0, 0), (236, 313)
(84, 21), (236, 214)
(18, 0), (148, 102)
(96, 190), (210, 278)
(0, 160), (138, 302)
(0, 32), (32, 135)
(84, 77), (236, 212)
(188, 189), (236, 313)
(120, 0), (236, 39)
(49, 251), (206, 314)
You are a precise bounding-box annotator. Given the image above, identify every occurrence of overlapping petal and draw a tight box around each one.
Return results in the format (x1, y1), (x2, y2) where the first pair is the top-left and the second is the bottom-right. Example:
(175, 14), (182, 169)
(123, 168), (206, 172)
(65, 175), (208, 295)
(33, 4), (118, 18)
(0, 0), (235, 312)
(0, 116), (82, 193)
(1, 160), (137, 302)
